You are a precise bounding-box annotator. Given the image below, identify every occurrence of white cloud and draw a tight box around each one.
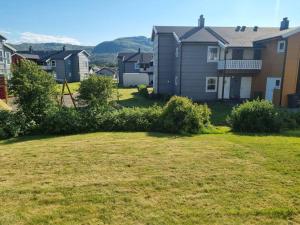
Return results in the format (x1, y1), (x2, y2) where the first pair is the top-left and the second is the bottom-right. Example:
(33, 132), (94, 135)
(0, 30), (11, 35)
(20, 32), (81, 45)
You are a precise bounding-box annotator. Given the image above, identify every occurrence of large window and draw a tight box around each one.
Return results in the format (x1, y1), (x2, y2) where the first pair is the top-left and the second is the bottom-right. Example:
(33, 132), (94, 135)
(134, 62), (140, 70)
(206, 77), (218, 92)
(277, 40), (286, 53)
(175, 47), (179, 58)
(207, 46), (219, 62)
(5, 52), (11, 64)
(0, 50), (4, 63)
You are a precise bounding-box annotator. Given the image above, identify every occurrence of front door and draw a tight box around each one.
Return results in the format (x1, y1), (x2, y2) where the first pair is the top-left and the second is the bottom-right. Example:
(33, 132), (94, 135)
(265, 77), (281, 101)
(218, 77), (231, 99)
(240, 77), (252, 99)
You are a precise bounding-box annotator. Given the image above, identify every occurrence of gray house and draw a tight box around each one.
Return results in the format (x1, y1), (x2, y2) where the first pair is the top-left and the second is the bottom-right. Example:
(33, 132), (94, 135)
(96, 67), (116, 78)
(117, 50), (153, 85)
(151, 15), (291, 101)
(13, 46), (90, 82)
(0, 34), (16, 79)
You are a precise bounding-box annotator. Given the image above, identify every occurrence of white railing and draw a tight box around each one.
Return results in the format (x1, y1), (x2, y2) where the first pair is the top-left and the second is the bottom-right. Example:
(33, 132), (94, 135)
(0, 69), (9, 75)
(41, 65), (53, 70)
(218, 60), (262, 70)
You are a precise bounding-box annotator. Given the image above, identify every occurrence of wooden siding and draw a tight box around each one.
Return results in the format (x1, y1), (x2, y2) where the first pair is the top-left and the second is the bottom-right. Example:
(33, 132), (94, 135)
(252, 39), (285, 98)
(281, 32), (300, 106)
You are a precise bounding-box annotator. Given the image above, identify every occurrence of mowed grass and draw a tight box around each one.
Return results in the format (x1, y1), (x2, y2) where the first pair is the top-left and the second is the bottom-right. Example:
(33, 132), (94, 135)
(0, 131), (299, 224)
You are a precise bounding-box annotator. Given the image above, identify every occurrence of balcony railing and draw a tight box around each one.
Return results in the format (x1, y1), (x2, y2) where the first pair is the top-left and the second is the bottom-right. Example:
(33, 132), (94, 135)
(0, 69), (9, 75)
(41, 65), (53, 70)
(218, 60), (262, 70)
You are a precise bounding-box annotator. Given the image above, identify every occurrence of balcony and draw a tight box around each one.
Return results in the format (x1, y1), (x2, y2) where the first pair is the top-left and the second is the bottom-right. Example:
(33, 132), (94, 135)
(218, 60), (262, 72)
(41, 65), (53, 71)
(0, 69), (9, 75)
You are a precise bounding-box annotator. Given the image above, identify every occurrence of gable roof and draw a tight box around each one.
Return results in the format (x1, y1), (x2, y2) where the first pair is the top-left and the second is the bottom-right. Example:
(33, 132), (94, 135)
(118, 52), (153, 63)
(0, 34), (7, 40)
(16, 49), (89, 62)
(96, 67), (116, 74)
(254, 26), (300, 43)
(152, 25), (297, 47)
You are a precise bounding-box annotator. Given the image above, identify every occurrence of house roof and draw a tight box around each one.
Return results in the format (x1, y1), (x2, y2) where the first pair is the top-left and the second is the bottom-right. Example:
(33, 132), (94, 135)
(254, 26), (300, 42)
(96, 67), (116, 74)
(3, 43), (16, 52)
(16, 49), (89, 62)
(152, 25), (297, 47)
(118, 52), (153, 63)
(0, 34), (7, 40)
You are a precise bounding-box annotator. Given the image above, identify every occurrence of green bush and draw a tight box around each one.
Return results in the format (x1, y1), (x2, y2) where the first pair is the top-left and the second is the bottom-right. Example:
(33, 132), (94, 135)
(10, 60), (58, 124)
(227, 99), (281, 133)
(0, 110), (33, 138)
(279, 110), (299, 130)
(161, 96), (211, 134)
(40, 107), (84, 135)
(97, 106), (163, 132)
(78, 75), (115, 107)
(137, 84), (149, 98)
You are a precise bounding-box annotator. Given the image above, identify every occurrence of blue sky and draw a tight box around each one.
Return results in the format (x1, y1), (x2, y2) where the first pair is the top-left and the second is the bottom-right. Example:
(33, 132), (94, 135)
(0, 0), (299, 46)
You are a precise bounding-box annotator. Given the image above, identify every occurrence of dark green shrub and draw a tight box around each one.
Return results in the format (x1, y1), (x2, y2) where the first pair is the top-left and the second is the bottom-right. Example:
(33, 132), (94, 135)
(279, 110), (299, 130)
(78, 75), (115, 107)
(161, 96), (211, 134)
(10, 60), (58, 124)
(0, 110), (32, 138)
(227, 99), (281, 133)
(137, 84), (149, 98)
(41, 107), (84, 135)
(100, 106), (163, 132)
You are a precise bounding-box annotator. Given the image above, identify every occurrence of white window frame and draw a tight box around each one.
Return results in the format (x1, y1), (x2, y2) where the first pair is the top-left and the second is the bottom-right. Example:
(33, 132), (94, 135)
(206, 77), (218, 92)
(0, 50), (4, 63)
(53, 72), (57, 79)
(175, 47), (179, 58)
(51, 60), (56, 67)
(134, 62), (140, 70)
(207, 46), (219, 62)
(277, 40), (286, 53)
(5, 52), (11, 64)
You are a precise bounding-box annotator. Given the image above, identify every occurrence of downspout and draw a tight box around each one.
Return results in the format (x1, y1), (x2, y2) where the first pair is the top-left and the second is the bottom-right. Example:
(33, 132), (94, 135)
(279, 38), (288, 106)
(157, 36), (160, 93)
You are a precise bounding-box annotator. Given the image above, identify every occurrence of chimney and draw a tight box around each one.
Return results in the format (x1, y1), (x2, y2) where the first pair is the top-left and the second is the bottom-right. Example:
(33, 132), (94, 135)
(63, 45), (66, 51)
(280, 17), (289, 31)
(253, 26), (259, 32)
(138, 48), (141, 53)
(198, 15), (205, 28)
(235, 26), (241, 32)
(29, 46), (33, 53)
(241, 26), (246, 32)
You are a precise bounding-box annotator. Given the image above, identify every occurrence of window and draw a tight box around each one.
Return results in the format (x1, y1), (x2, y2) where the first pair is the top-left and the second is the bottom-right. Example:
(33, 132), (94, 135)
(69, 72), (72, 77)
(275, 79), (281, 89)
(206, 77), (217, 92)
(277, 40), (286, 53)
(175, 76), (178, 86)
(51, 60), (56, 67)
(53, 72), (57, 79)
(134, 63), (140, 70)
(175, 47), (179, 58)
(84, 61), (88, 68)
(5, 52), (11, 64)
(0, 50), (4, 63)
(207, 46), (219, 62)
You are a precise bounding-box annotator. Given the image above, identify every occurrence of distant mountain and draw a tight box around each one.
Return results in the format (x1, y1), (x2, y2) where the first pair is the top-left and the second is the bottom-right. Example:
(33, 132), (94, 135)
(93, 36), (153, 54)
(11, 36), (153, 66)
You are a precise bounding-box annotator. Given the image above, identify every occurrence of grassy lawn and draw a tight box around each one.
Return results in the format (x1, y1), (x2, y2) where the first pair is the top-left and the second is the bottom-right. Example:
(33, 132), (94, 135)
(56, 82), (80, 94)
(0, 131), (299, 224)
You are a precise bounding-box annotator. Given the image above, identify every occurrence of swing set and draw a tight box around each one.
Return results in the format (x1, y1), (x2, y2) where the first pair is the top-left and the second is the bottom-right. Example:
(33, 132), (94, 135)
(58, 78), (77, 109)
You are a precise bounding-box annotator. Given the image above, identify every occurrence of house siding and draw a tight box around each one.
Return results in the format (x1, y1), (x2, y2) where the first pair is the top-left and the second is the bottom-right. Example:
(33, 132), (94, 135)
(157, 34), (176, 95)
(153, 35), (159, 92)
(78, 52), (89, 81)
(180, 43), (219, 101)
(281, 32), (300, 106)
(0, 43), (14, 78)
(252, 39), (285, 99)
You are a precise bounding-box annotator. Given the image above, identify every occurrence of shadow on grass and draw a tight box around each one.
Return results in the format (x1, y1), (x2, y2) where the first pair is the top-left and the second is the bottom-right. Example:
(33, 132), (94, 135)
(118, 92), (164, 108)
(1, 134), (63, 145)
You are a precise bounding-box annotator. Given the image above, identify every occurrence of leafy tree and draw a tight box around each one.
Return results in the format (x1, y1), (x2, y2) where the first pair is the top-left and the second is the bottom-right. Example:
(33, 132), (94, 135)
(78, 75), (115, 107)
(10, 60), (58, 124)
